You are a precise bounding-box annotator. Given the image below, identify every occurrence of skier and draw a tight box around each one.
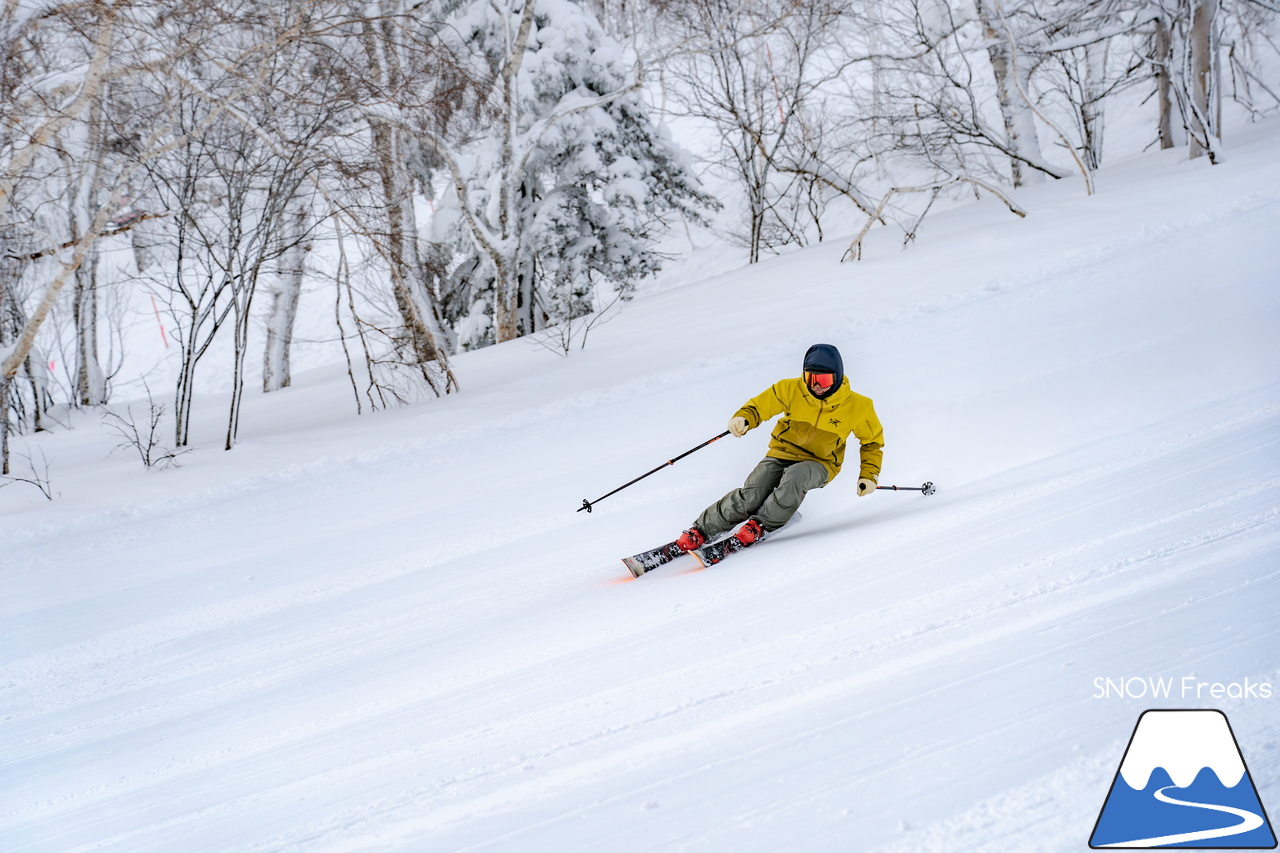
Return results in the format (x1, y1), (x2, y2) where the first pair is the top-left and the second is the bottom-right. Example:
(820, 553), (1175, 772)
(674, 343), (884, 559)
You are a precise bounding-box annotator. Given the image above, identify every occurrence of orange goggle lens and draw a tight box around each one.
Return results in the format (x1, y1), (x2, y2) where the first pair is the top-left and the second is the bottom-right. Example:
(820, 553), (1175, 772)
(805, 372), (835, 390)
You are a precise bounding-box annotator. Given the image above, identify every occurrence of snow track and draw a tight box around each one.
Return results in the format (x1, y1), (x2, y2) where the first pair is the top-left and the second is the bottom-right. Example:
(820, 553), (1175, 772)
(3, 125), (1279, 851)
(1103, 786), (1266, 847)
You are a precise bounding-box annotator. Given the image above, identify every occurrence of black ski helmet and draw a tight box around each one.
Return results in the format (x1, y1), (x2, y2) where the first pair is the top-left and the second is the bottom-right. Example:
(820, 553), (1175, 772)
(802, 343), (844, 399)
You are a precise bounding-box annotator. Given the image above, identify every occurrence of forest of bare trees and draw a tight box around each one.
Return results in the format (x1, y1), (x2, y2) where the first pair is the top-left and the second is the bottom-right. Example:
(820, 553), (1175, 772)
(2, 0), (1276, 475)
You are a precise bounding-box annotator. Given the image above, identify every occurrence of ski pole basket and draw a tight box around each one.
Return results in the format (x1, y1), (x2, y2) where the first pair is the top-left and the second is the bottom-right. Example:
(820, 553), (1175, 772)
(876, 482), (936, 495)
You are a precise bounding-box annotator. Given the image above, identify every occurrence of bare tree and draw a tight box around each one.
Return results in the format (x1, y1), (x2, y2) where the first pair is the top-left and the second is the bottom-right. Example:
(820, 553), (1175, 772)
(1145, 0), (1231, 162)
(266, 1), (467, 400)
(666, 0), (848, 261)
(2, 0), (123, 472)
(143, 67), (331, 449)
(1, 0), (339, 467)
(1221, 0), (1280, 120)
(101, 382), (188, 470)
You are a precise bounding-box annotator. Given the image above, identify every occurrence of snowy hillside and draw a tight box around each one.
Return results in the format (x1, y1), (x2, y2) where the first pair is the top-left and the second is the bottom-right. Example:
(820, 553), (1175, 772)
(3, 121), (1280, 852)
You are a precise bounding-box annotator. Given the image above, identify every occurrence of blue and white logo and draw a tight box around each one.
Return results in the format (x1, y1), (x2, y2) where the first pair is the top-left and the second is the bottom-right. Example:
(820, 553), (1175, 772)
(1091, 710), (1276, 848)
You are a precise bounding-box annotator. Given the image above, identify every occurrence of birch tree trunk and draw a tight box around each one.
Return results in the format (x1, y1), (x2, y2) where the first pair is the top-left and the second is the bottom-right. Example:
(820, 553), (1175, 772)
(493, 0), (537, 343)
(226, 266), (254, 451)
(0, 243), (16, 474)
(976, 0), (1046, 187)
(0, 375), (7, 475)
(69, 94), (111, 406)
(358, 8), (458, 374)
(1154, 16), (1182, 150)
(372, 121), (451, 366)
(72, 249), (106, 405)
(1187, 0), (1221, 161)
(1079, 41), (1108, 171)
(262, 204), (310, 393)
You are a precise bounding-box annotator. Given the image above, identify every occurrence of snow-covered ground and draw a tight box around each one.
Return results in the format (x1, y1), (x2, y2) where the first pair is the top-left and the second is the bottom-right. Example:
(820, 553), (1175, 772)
(3, 121), (1279, 852)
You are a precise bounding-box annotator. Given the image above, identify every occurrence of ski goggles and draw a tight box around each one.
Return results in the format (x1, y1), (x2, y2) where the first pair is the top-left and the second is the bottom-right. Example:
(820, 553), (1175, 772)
(804, 371), (836, 391)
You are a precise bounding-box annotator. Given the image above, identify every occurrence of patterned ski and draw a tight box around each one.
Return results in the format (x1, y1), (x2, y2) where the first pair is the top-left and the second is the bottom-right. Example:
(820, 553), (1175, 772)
(689, 536), (749, 567)
(621, 541), (685, 578)
(624, 514), (802, 577)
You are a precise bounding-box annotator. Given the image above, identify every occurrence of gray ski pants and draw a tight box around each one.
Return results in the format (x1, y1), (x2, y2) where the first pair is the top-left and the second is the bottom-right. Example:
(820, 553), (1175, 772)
(694, 457), (828, 538)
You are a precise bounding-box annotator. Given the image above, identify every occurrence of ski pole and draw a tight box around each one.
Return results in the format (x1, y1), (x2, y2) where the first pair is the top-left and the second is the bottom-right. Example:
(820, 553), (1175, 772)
(578, 430), (732, 513)
(876, 482), (936, 495)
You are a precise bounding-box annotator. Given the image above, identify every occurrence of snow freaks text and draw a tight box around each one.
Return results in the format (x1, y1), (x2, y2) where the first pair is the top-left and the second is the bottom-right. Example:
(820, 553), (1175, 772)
(1093, 676), (1275, 701)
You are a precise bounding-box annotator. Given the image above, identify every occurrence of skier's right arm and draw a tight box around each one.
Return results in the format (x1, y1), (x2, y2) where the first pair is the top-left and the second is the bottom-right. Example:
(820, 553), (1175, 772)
(732, 382), (787, 434)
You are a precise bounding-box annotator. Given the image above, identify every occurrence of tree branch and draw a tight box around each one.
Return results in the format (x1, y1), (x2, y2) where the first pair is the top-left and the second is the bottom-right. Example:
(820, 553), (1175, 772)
(842, 176), (1026, 262)
(4, 213), (169, 262)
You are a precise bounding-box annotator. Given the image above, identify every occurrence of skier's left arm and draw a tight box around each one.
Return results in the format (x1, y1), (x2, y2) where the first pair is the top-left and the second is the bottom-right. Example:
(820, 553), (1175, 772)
(855, 403), (885, 497)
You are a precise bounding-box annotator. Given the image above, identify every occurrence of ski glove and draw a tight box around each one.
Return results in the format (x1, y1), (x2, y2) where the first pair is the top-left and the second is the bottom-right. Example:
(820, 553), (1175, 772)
(857, 478), (877, 497)
(729, 416), (750, 437)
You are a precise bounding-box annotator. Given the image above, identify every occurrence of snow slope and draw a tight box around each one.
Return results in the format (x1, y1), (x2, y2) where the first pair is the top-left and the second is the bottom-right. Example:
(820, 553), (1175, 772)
(3, 123), (1280, 852)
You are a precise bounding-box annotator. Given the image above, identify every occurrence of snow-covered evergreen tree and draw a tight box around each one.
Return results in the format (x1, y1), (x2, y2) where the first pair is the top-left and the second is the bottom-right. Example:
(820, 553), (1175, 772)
(425, 0), (716, 348)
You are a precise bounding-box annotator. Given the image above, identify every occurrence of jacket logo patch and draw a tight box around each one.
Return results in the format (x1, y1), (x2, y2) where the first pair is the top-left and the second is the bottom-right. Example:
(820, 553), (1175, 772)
(829, 418), (841, 427)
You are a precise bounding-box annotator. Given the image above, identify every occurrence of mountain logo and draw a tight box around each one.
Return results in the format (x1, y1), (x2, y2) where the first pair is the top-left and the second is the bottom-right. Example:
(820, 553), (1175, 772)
(1090, 709), (1277, 848)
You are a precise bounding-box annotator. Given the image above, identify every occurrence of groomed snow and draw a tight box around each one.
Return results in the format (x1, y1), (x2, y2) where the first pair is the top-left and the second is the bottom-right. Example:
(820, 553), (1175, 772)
(2, 121), (1279, 852)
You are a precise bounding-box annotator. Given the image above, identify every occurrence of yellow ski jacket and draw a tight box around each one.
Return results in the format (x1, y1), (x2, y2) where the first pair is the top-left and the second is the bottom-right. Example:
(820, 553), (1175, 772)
(734, 378), (884, 483)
